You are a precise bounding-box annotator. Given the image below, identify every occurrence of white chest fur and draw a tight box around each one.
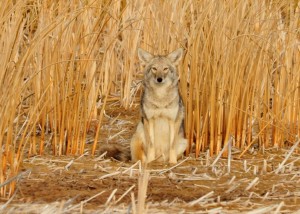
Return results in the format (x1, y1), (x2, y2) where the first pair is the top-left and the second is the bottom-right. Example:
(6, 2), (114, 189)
(143, 84), (180, 121)
(144, 105), (179, 121)
(153, 117), (171, 161)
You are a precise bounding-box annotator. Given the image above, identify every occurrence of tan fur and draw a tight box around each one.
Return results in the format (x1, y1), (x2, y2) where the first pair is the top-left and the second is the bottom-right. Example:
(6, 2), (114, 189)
(131, 48), (187, 164)
(130, 122), (147, 162)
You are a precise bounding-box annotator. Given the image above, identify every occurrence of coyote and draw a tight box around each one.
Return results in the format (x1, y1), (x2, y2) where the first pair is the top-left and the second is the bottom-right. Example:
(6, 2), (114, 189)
(130, 48), (187, 163)
(99, 48), (187, 164)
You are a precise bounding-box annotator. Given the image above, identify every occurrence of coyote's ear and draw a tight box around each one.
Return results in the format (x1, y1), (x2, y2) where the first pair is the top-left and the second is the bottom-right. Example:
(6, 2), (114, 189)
(138, 48), (154, 65)
(167, 48), (184, 65)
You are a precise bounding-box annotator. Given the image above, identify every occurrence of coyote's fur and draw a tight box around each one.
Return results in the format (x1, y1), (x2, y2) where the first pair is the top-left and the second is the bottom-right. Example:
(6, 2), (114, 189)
(130, 48), (187, 163)
(99, 48), (187, 163)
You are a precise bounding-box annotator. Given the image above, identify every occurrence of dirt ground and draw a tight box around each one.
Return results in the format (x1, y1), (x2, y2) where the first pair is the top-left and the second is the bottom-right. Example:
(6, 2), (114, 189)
(1, 150), (299, 213)
(1, 107), (300, 213)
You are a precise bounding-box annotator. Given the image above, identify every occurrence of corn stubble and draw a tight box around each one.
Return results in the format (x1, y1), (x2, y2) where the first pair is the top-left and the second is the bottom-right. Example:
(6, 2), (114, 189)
(0, 0), (299, 197)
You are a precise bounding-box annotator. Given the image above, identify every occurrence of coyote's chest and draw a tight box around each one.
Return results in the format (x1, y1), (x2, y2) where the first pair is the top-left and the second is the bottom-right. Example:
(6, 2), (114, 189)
(143, 89), (179, 121)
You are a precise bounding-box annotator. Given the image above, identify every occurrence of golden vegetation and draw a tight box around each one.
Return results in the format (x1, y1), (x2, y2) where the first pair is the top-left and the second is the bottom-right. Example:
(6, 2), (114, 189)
(0, 0), (299, 197)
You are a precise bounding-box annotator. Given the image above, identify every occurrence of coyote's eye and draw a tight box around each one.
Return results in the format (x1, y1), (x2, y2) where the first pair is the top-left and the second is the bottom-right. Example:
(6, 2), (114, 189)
(151, 67), (157, 73)
(163, 67), (169, 71)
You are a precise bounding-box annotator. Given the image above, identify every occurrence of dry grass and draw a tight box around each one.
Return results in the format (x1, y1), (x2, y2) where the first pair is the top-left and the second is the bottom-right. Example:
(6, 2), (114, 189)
(0, 0), (299, 200)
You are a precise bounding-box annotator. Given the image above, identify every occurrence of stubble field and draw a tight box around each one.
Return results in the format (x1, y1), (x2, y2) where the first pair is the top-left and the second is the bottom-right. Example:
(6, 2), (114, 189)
(1, 105), (300, 213)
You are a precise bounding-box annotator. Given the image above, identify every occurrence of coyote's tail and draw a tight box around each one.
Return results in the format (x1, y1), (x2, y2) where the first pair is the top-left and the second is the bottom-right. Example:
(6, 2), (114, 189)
(98, 143), (131, 161)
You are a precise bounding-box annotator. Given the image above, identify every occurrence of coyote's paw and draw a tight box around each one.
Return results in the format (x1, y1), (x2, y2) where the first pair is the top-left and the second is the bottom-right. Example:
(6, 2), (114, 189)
(147, 147), (155, 163)
(169, 149), (177, 164)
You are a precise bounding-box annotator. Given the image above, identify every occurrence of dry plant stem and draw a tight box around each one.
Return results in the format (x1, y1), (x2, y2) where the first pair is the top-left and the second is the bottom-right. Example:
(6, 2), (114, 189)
(0, 170), (31, 189)
(246, 177), (259, 191)
(137, 170), (150, 214)
(92, 79), (113, 156)
(159, 157), (190, 174)
(131, 192), (137, 214)
(115, 185), (136, 204)
(227, 138), (232, 174)
(275, 139), (300, 174)
(211, 137), (233, 167)
(105, 188), (118, 206)
(189, 191), (214, 206)
(239, 121), (273, 158)
(123, 161), (141, 174)
(66, 190), (106, 212)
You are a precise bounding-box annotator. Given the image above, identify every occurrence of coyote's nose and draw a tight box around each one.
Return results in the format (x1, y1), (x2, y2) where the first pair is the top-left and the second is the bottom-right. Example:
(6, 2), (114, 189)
(157, 77), (163, 83)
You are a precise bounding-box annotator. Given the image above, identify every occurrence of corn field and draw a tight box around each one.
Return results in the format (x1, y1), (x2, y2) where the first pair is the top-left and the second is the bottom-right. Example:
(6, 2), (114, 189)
(0, 0), (299, 199)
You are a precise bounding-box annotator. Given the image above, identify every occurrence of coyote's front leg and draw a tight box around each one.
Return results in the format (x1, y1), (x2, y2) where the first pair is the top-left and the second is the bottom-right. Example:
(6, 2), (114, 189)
(144, 118), (155, 162)
(169, 109), (184, 164)
(169, 120), (177, 164)
(169, 120), (182, 164)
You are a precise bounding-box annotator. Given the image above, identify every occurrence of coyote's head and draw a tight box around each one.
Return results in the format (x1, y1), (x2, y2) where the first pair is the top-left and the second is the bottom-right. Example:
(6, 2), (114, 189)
(138, 48), (183, 88)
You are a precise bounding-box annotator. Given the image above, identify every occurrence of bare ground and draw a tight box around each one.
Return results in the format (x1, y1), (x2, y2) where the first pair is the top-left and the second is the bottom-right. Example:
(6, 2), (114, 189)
(1, 106), (300, 213)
